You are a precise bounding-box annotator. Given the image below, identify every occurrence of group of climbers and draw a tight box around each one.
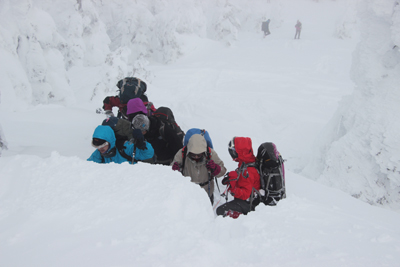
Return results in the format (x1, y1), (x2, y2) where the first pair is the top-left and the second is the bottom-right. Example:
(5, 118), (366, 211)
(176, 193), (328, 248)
(88, 77), (285, 218)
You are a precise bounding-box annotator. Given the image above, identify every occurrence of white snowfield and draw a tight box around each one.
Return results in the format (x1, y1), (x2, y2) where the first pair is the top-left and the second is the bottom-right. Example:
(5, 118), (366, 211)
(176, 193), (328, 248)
(0, 151), (399, 266)
(1, 153), (400, 267)
(1, 0), (400, 266)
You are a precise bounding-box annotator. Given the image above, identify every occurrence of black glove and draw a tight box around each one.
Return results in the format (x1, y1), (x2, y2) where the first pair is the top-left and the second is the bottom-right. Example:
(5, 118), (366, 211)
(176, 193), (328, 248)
(221, 174), (230, 185)
(132, 129), (147, 150)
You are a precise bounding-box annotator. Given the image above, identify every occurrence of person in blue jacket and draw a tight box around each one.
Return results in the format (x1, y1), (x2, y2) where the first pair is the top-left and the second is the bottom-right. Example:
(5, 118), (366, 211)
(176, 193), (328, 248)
(88, 125), (154, 164)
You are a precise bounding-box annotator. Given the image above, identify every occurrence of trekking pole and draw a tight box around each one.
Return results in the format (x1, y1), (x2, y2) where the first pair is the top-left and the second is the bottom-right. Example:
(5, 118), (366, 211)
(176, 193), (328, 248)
(213, 184), (230, 211)
(207, 170), (213, 204)
(132, 146), (137, 164)
(214, 177), (221, 194)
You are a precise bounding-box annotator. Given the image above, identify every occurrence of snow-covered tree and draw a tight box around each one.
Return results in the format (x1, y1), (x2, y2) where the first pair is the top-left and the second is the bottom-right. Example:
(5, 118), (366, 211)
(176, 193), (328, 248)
(303, 0), (400, 210)
(208, 0), (241, 46)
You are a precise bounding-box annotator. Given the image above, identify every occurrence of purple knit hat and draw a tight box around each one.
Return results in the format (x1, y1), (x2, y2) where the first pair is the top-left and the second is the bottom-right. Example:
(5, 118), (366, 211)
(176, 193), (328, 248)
(126, 98), (148, 115)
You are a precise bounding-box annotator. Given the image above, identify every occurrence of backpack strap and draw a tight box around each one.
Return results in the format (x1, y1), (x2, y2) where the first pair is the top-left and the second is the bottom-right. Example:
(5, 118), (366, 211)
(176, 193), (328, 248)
(180, 146), (187, 175)
(157, 119), (166, 140)
(115, 141), (138, 163)
(238, 162), (257, 179)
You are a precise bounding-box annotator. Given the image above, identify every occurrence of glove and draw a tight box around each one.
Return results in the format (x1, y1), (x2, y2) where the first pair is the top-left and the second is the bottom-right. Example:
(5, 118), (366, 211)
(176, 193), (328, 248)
(105, 110), (115, 117)
(222, 176), (229, 185)
(206, 160), (221, 176)
(222, 171), (238, 187)
(172, 162), (181, 171)
(132, 129), (146, 150)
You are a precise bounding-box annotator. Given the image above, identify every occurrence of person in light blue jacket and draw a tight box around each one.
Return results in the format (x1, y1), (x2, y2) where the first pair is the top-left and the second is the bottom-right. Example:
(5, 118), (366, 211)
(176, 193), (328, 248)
(88, 125), (154, 164)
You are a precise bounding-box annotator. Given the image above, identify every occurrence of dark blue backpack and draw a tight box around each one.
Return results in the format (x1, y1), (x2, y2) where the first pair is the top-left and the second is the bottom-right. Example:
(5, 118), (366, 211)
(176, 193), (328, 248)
(117, 77), (147, 104)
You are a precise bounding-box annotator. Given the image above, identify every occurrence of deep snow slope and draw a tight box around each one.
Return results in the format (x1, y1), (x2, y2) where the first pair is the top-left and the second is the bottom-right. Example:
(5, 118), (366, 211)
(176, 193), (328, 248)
(1, 153), (400, 267)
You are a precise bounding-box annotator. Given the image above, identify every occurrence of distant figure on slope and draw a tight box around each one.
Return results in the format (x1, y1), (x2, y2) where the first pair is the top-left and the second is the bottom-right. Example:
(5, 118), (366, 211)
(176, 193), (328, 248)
(216, 137), (261, 219)
(261, 19), (271, 37)
(171, 132), (226, 205)
(0, 124), (7, 157)
(88, 125), (154, 164)
(294, 20), (302, 39)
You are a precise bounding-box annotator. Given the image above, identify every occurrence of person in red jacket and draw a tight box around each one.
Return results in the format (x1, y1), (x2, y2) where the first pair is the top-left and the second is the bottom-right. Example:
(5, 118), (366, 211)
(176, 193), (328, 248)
(102, 95), (127, 119)
(102, 94), (156, 120)
(216, 137), (261, 218)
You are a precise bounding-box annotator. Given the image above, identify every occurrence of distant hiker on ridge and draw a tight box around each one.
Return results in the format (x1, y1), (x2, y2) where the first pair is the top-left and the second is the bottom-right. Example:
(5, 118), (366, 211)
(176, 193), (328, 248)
(262, 19), (271, 37)
(295, 20), (302, 39)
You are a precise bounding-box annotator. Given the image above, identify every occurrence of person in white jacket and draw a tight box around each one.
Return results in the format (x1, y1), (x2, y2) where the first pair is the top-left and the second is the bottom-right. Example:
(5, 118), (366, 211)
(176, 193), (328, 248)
(171, 134), (226, 204)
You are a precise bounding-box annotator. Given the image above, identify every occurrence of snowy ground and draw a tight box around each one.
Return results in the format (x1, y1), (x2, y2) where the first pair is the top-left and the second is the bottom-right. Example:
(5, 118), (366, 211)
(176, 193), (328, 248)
(1, 1), (400, 266)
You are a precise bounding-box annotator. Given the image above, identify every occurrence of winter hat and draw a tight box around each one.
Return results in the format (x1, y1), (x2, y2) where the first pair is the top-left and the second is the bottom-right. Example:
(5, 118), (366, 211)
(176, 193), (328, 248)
(126, 98), (148, 115)
(131, 114), (150, 132)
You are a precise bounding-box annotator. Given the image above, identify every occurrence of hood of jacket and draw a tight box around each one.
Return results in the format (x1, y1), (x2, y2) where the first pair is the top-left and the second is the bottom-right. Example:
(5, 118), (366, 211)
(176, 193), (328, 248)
(92, 125), (116, 150)
(234, 137), (256, 164)
(126, 98), (148, 115)
(187, 134), (207, 154)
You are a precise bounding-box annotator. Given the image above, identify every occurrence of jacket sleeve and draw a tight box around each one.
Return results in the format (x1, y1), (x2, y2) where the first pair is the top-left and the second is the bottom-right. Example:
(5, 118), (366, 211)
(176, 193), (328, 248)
(87, 150), (103, 163)
(231, 180), (253, 200)
(127, 141), (154, 163)
(103, 96), (121, 111)
(231, 168), (259, 200)
(210, 149), (227, 178)
(227, 171), (238, 189)
(171, 148), (183, 165)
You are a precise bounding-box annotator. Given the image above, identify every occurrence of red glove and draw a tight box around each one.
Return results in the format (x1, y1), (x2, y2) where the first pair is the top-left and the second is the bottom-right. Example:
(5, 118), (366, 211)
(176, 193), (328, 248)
(206, 160), (221, 176)
(172, 162), (181, 171)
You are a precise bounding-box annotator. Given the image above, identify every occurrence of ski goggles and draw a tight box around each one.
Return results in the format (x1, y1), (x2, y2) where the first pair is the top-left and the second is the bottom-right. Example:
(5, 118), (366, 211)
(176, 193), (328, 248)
(91, 141), (109, 150)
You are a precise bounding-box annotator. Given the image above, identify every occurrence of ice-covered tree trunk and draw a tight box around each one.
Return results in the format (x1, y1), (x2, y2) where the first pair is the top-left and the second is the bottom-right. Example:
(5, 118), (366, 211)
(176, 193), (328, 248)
(303, 0), (400, 210)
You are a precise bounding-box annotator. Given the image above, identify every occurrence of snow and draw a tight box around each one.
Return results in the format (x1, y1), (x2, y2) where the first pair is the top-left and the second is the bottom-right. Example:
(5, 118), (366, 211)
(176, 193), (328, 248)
(1, 0), (400, 266)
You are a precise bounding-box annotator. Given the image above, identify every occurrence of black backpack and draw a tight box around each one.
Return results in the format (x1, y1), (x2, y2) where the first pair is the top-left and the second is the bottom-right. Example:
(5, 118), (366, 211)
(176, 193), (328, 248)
(255, 142), (286, 206)
(152, 107), (185, 142)
(117, 77), (147, 104)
